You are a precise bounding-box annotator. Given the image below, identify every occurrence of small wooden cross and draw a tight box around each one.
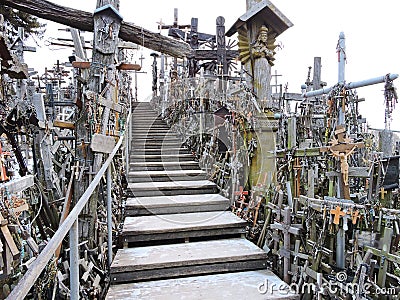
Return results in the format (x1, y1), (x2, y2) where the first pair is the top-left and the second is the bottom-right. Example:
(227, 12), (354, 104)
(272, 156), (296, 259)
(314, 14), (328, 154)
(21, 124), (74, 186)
(380, 187), (388, 200)
(330, 205), (346, 225)
(156, 18), (165, 33)
(235, 186), (248, 200)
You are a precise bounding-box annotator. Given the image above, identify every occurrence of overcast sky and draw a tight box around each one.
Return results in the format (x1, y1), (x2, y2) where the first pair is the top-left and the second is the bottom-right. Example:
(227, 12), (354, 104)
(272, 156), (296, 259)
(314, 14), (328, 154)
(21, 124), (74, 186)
(26, 0), (400, 130)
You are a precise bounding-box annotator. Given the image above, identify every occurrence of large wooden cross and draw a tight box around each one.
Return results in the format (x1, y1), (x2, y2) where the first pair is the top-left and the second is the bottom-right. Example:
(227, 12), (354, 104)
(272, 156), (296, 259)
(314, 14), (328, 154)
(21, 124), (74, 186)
(364, 226), (400, 287)
(270, 206), (301, 284)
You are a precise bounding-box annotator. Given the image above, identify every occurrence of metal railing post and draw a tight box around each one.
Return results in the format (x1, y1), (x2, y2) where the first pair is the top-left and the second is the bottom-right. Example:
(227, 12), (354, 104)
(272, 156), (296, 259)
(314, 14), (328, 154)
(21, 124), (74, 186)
(107, 165), (113, 267)
(69, 220), (79, 299)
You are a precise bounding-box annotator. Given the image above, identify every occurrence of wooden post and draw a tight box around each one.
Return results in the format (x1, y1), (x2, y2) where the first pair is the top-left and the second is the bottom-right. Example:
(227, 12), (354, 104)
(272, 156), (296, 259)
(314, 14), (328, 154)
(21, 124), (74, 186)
(312, 57), (322, 90)
(75, 0), (122, 246)
(216, 16), (227, 93)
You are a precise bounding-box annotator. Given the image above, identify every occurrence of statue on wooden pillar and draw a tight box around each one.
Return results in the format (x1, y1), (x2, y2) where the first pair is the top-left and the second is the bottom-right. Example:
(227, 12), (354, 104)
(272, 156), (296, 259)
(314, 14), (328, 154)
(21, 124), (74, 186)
(236, 24), (277, 106)
(251, 25), (274, 65)
(226, 1), (293, 188)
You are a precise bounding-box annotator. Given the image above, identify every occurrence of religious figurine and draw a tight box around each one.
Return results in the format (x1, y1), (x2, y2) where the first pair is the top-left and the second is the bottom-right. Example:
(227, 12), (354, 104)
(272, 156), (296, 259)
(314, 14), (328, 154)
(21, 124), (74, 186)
(251, 25), (274, 64)
(237, 24), (277, 66)
(331, 145), (357, 186)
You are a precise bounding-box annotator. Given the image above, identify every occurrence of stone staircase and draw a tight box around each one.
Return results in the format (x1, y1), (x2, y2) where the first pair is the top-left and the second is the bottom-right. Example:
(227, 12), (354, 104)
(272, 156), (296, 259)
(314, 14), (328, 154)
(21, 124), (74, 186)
(105, 102), (298, 299)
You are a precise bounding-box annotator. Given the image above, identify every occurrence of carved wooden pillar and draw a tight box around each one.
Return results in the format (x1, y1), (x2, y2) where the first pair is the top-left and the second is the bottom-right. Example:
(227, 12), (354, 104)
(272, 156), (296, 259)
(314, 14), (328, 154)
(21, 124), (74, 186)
(245, 3), (272, 107)
(228, 1), (293, 188)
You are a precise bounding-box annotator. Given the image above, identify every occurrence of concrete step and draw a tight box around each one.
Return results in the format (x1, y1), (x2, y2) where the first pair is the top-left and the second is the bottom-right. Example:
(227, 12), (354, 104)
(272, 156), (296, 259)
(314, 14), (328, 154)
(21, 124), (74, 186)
(125, 194), (230, 216)
(106, 270), (299, 299)
(126, 180), (218, 197)
(128, 169), (206, 182)
(110, 238), (267, 283)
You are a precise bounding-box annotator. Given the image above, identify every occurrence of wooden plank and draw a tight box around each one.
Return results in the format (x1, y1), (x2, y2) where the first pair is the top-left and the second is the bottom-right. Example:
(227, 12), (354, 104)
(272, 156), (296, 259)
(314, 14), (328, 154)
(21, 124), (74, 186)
(72, 61), (91, 69)
(126, 201), (229, 216)
(129, 161), (200, 171)
(111, 238), (267, 275)
(123, 211), (245, 234)
(126, 194), (228, 209)
(116, 63), (141, 71)
(123, 227), (245, 244)
(129, 170), (207, 177)
(128, 169), (206, 182)
(0, 175), (34, 193)
(53, 120), (75, 130)
(194, 49), (238, 60)
(127, 180), (217, 191)
(111, 260), (268, 284)
(106, 270), (299, 299)
(275, 147), (321, 158)
(122, 211), (245, 242)
(0, 214), (20, 259)
(130, 154), (194, 161)
(326, 167), (370, 178)
(90, 134), (116, 154)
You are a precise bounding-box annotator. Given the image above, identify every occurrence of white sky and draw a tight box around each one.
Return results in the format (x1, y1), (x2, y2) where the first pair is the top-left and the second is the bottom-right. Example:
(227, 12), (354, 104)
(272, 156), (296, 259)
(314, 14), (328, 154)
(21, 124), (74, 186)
(25, 0), (400, 130)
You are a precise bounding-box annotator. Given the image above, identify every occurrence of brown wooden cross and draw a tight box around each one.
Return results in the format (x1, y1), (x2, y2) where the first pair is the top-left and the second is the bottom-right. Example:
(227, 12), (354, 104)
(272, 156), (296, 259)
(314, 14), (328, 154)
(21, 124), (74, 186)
(330, 205), (346, 225)
(235, 186), (249, 200)
(380, 187), (388, 200)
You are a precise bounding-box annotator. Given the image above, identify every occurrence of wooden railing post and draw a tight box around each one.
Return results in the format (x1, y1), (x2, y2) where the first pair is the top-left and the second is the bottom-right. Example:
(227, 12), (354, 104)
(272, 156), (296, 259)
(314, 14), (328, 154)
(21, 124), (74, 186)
(69, 220), (79, 299)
